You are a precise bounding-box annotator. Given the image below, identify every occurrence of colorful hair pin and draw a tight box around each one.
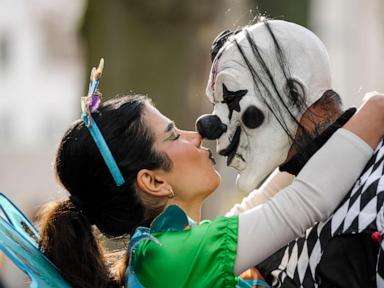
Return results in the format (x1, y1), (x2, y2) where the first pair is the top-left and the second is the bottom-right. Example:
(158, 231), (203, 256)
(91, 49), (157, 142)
(81, 59), (125, 187)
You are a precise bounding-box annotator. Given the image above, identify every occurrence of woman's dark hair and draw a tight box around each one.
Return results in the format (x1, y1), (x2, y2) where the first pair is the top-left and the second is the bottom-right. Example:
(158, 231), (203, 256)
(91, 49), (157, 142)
(39, 95), (172, 287)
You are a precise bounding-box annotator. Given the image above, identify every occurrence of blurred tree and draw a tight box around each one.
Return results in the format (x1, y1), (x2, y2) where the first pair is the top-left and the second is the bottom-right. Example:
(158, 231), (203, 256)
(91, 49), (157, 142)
(81, 0), (222, 129)
(252, 0), (309, 27)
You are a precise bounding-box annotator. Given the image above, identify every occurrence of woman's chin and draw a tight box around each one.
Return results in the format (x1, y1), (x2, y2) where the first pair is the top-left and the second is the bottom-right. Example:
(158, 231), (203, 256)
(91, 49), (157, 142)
(207, 172), (221, 196)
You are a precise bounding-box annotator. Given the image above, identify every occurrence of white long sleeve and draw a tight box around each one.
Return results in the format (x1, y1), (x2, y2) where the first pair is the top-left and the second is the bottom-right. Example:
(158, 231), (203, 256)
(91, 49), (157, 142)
(227, 169), (294, 216)
(234, 128), (373, 274)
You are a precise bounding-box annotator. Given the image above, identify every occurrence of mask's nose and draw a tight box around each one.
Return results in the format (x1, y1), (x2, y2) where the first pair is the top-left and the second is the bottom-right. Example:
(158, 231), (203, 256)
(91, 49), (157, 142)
(195, 114), (227, 140)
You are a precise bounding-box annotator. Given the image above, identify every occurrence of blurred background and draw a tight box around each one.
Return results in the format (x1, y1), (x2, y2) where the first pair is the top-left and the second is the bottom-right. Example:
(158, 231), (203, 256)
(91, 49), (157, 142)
(0, 0), (383, 286)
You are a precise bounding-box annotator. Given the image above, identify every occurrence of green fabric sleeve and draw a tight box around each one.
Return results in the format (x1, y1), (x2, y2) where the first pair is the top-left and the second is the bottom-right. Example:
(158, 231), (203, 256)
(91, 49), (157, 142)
(134, 216), (239, 288)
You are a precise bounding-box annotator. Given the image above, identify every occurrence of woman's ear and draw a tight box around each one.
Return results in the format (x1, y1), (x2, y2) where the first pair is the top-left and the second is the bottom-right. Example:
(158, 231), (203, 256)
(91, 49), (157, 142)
(136, 169), (170, 198)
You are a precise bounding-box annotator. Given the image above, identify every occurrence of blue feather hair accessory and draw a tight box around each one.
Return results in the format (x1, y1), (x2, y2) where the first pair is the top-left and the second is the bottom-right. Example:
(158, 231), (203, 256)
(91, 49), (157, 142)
(80, 59), (125, 187)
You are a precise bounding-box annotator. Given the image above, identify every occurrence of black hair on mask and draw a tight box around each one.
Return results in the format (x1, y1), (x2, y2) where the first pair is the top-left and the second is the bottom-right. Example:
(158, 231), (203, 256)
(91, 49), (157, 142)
(232, 19), (311, 151)
(210, 29), (244, 63)
(210, 30), (234, 62)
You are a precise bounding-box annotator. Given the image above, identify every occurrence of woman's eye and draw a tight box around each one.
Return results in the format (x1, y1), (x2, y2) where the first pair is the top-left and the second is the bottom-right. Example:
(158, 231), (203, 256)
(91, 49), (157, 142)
(172, 133), (181, 140)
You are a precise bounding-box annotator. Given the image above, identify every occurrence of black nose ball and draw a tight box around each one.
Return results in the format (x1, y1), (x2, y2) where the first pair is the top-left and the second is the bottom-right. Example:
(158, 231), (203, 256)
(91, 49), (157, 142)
(195, 114), (227, 140)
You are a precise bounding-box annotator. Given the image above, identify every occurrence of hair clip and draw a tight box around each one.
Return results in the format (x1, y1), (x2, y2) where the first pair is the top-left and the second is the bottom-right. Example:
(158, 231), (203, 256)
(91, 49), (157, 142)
(81, 58), (104, 127)
(80, 59), (125, 187)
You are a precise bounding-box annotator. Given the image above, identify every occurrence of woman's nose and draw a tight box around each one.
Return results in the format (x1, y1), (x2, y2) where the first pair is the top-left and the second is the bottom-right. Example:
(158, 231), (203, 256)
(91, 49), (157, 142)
(183, 131), (202, 147)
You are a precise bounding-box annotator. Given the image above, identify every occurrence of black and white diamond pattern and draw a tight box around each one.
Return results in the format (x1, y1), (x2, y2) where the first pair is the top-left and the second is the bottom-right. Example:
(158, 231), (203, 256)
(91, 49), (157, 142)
(263, 139), (384, 287)
(377, 204), (384, 287)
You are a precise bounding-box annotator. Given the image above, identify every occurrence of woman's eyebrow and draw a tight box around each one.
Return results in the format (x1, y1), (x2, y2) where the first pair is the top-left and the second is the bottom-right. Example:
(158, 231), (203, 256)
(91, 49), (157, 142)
(164, 122), (175, 133)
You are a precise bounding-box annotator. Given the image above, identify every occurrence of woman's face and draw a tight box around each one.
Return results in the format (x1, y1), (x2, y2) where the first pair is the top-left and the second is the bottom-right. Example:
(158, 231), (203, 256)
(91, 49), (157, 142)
(143, 104), (220, 202)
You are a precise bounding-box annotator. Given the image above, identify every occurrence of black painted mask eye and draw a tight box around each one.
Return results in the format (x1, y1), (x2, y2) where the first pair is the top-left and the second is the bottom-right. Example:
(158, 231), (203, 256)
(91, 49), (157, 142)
(242, 105), (264, 129)
(285, 79), (305, 109)
(222, 84), (248, 120)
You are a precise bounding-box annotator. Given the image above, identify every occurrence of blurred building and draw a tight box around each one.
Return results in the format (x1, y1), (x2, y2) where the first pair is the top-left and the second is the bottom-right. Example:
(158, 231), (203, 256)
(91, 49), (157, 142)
(310, 0), (384, 107)
(0, 0), (86, 286)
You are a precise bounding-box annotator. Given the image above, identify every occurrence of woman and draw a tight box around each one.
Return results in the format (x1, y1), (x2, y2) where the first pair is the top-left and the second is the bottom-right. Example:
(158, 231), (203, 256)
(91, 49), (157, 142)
(38, 63), (384, 287)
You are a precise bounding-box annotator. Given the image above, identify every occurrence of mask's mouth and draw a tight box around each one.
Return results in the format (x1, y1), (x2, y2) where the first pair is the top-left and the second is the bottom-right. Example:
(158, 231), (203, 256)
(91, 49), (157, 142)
(219, 126), (241, 166)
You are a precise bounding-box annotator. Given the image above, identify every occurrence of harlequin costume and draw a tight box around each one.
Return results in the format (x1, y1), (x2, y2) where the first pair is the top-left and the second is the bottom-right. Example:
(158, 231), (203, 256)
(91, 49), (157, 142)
(196, 18), (384, 287)
(256, 112), (384, 288)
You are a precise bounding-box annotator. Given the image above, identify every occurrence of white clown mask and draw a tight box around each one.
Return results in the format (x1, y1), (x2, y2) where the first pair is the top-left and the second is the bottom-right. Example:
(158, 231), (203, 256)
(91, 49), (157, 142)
(196, 20), (332, 193)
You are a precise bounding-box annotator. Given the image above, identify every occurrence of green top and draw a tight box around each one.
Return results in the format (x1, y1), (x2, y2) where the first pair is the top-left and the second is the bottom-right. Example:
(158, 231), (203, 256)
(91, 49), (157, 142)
(132, 205), (239, 288)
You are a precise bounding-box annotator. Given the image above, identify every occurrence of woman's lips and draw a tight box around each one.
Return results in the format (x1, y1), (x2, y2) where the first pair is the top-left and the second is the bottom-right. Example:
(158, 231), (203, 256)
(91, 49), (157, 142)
(219, 126), (241, 166)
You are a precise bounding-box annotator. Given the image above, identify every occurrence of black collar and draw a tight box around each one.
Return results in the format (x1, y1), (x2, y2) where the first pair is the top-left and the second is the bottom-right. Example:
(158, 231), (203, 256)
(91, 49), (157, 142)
(279, 108), (356, 176)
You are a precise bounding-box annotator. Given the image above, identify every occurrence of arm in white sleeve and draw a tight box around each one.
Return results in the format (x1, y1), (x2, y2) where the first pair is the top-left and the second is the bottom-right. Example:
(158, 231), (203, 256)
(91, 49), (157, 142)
(227, 169), (294, 216)
(234, 128), (373, 274)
